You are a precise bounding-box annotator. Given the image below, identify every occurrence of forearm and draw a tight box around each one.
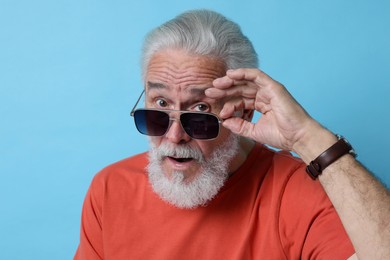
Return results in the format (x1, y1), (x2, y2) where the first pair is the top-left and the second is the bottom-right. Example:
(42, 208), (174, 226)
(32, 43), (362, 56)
(322, 155), (390, 259)
(294, 125), (390, 259)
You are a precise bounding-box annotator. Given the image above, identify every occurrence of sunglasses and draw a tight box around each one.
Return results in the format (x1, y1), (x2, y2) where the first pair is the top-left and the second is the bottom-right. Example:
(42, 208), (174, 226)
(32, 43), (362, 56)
(130, 90), (223, 140)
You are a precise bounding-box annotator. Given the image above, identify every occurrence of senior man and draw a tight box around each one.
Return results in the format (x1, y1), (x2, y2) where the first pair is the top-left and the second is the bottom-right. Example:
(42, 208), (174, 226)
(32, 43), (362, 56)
(75, 9), (390, 259)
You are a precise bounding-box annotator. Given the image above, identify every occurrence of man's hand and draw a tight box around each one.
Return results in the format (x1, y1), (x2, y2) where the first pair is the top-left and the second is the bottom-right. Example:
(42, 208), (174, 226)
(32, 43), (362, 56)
(206, 68), (326, 158)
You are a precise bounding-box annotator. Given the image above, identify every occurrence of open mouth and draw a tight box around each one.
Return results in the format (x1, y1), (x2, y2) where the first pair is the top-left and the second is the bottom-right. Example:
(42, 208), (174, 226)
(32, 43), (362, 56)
(168, 156), (194, 163)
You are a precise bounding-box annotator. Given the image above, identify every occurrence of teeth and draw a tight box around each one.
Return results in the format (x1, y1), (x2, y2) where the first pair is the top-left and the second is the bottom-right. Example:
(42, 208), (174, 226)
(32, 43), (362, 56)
(169, 156), (193, 162)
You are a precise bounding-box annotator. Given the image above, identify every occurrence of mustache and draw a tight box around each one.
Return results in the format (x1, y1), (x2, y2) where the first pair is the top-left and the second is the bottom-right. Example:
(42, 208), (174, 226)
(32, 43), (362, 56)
(153, 142), (205, 163)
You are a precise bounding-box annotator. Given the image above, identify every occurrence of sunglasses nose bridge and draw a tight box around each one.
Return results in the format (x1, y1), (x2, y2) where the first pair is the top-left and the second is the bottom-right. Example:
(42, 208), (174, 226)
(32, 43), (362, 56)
(166, 111), (185, 130)
(164, 114), (192, 142)
(168, 111), (190, 132)
(168, 118), (182, 130)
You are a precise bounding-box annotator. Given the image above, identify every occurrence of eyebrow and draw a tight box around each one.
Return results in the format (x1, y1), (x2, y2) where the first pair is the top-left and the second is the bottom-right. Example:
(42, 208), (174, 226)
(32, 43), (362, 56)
(189, 88), (206, 98)
(147, 81), (168, 90)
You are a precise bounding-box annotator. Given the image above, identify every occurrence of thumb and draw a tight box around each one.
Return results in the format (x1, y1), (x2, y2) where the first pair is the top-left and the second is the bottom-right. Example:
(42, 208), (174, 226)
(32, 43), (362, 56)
(222, 118), (255, 139)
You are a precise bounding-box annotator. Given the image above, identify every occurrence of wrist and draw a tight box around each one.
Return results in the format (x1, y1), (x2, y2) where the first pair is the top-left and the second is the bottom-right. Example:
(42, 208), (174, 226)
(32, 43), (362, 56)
(292, 122), (338, 164)
(306, 135), (356, 179)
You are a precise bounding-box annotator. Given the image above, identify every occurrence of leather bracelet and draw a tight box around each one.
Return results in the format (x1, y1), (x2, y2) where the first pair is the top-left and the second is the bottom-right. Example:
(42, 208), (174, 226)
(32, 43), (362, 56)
(306, 135), (356, 180)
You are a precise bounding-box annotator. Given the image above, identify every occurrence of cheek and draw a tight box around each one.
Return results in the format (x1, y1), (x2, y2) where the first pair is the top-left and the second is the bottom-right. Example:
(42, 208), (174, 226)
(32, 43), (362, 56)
(149, 136), (163, 147)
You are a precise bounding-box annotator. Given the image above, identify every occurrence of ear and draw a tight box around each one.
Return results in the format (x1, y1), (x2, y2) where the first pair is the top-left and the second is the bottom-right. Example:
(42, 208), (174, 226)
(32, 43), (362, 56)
(243, 109), (254, 121)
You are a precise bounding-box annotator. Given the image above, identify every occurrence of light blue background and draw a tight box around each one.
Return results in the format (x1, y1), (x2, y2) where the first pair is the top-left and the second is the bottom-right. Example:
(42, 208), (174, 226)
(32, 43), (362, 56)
(1, 0), (389, 259)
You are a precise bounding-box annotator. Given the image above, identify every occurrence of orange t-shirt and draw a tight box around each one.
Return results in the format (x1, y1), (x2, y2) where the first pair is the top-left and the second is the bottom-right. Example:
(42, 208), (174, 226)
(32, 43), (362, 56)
(75, 144), (354, 259)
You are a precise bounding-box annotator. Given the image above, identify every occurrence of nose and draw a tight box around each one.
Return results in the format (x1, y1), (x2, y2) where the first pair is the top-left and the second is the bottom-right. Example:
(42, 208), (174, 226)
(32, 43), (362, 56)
(164, 118), (191, 144)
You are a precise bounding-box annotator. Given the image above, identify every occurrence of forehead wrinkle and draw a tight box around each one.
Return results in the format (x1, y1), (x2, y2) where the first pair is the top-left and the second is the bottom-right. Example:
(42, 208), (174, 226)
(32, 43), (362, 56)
(173, 68), (224, 84)
(148, 61), (224, 86)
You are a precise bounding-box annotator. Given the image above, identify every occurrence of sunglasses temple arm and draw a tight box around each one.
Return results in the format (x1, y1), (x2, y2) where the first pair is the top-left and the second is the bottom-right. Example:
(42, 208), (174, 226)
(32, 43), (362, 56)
(130, 89), (145, 116)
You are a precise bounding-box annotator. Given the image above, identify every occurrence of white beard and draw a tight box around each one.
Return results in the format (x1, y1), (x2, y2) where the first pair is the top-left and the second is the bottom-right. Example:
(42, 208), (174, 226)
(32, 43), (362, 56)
(147, 134), (240, 209)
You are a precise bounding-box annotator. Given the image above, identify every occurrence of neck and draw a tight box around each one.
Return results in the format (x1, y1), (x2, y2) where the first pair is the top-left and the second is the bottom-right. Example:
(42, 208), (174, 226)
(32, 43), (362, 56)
(228, 137), (256, 174)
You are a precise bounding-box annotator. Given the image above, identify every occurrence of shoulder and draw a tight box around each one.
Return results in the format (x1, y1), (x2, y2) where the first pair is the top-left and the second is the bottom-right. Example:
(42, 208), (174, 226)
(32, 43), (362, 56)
(258, 146), (307, 186)
(89, 152), (149, 194)
(270, 148), (306, 175)
(261, 147), (327, 212)
(98, 152), (148, 177)
(269, 149), (354, 259)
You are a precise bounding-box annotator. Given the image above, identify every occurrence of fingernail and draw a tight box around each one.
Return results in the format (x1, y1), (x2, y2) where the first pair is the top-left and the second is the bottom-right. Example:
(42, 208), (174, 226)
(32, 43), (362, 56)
(219, 109), (228, 119)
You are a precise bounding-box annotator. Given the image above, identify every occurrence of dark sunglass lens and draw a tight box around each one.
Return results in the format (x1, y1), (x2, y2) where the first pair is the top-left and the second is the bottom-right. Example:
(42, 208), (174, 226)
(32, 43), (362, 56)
(181, 113), (219, 139)
(134, 110), (169, 136)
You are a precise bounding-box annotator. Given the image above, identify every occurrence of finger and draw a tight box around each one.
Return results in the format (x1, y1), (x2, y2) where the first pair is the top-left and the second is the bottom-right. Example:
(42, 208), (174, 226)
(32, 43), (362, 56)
(219, 98), (254, 119)
(213, 77), (258, 90)
(205, 87), (228, 99)
(212, 76), (234, 89)
(226, 68), (268, 81)
(206, 84), (258, 99)
(226, 68), (281, 89)
(222, 117), (256, 140)
(213, 69), (265, 89)
(211, 69), (277, 98)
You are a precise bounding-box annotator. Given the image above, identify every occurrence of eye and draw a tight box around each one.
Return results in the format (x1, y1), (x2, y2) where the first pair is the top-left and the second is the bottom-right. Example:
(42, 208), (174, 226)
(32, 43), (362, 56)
(155, 98), (168, 108)
(193, 103), (209, 112)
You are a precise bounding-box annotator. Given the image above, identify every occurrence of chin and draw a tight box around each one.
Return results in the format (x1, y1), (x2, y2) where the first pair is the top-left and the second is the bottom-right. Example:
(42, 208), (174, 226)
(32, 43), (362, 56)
(147, 133), (240, 209)
(162, 162), (201, 183)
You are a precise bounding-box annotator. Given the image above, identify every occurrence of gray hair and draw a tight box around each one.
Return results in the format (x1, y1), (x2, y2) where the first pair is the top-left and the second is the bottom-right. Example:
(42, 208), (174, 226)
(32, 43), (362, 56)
(141, 9), (258, 79)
